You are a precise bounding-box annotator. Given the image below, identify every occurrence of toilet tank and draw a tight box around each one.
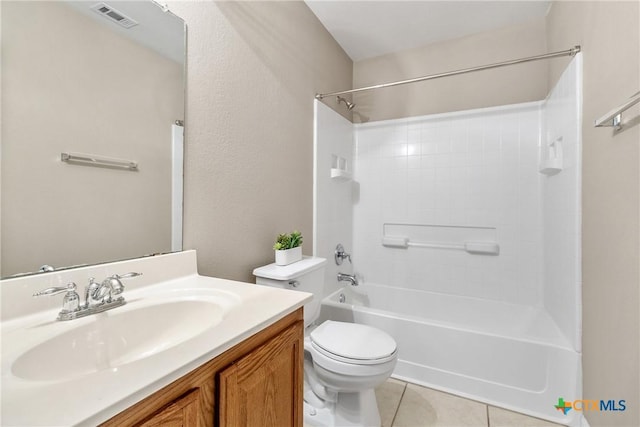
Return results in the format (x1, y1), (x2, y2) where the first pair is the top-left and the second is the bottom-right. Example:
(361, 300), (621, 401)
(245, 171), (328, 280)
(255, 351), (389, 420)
(253, 257), (327, 327)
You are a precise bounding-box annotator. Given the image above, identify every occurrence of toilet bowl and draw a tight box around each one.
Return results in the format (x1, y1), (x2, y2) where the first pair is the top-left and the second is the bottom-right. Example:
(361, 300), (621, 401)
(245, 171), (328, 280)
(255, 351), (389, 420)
(253, 257), (397, 427)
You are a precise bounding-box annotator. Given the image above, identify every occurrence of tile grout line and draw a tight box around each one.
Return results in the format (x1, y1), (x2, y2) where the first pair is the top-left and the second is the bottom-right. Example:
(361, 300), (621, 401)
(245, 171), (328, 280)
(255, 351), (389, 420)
(390, 382), (408, 427)
(487, 404), (491, 427)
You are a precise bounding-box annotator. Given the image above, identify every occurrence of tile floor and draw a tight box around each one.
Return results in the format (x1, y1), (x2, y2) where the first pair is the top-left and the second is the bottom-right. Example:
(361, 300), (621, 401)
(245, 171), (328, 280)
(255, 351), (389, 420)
(375, 379), (565, 427)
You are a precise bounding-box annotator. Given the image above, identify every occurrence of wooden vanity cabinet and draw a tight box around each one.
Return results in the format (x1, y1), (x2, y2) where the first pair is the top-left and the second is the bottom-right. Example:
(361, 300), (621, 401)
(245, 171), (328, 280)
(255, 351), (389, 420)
(138, 388), (201, 427)
(101, 308), (304, 427)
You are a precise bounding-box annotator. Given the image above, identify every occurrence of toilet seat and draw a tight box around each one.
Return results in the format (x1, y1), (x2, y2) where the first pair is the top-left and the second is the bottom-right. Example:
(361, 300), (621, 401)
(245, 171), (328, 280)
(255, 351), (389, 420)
(310, 320), (397, 365)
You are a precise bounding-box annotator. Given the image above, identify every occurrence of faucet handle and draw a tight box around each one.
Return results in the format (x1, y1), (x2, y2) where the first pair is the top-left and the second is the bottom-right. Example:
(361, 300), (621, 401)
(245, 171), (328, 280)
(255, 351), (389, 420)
(33, 282), (80, 313)
(113, 272), (142, 279)
(334, 244), (352, 266)
(104, 272), (142, 296)
(33, 282), (77, 297)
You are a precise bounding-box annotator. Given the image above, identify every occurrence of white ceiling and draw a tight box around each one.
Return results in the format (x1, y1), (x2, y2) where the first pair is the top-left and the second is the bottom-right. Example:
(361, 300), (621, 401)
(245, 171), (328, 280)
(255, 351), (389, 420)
(305, 1), (551, 61)
(65, 1), (185, 64)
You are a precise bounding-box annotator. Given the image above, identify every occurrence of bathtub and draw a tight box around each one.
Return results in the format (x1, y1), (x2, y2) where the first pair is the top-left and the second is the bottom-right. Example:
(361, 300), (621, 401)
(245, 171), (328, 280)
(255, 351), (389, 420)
(320, 283), (583, 427)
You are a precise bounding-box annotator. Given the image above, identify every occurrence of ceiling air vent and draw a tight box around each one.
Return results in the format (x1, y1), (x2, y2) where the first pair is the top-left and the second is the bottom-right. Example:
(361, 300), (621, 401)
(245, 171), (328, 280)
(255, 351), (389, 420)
(90, 3), (138, 29)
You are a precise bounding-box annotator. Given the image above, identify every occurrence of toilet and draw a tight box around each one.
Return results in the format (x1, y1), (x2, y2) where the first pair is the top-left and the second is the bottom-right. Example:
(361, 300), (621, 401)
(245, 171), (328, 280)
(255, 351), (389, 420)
(253, 257), (397, 427)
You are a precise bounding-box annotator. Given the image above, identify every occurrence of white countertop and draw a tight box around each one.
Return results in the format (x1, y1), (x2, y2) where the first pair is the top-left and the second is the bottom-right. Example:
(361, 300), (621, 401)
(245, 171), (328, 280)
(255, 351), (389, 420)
(1, 251), (311, 426)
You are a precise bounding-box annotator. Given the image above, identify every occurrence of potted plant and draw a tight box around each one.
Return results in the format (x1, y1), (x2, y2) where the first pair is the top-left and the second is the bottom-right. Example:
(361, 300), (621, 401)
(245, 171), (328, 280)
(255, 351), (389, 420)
(273, 230), (303, 266)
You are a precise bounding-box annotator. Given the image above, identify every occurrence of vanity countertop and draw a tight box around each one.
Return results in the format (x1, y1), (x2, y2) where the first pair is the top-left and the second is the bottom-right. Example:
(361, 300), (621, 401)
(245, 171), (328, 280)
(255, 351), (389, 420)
(1, 250), (311, 426)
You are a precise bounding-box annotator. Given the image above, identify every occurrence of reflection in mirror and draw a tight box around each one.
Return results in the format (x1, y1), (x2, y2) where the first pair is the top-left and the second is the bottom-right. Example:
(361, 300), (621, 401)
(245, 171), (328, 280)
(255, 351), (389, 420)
(1, 1), (185, 278)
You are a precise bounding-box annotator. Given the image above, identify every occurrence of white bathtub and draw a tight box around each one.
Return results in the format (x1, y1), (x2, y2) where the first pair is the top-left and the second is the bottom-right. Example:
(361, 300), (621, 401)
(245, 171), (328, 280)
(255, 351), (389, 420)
(320, 283), (583, 427)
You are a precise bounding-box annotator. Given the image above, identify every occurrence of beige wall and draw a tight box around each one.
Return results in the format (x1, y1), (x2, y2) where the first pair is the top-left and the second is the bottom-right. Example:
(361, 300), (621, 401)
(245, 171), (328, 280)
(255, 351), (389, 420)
(166, 1), (352, 282)
(352, 17), (548, 122)
(1, 1), (183, 276)
(547, 2), (639, 426)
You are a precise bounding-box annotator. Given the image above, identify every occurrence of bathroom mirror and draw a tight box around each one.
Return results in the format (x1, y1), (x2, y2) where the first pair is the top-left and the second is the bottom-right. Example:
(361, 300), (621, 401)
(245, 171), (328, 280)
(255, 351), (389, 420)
(1, 1), (185, 278)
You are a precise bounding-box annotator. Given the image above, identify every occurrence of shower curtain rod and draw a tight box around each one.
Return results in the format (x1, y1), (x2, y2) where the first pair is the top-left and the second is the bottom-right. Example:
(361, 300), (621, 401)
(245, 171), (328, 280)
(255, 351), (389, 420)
(315, 45), (581, 100)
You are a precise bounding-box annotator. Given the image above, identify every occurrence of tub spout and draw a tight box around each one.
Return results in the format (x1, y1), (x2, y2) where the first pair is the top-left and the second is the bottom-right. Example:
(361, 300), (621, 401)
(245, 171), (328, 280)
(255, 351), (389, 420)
(337, 272), (359, 286)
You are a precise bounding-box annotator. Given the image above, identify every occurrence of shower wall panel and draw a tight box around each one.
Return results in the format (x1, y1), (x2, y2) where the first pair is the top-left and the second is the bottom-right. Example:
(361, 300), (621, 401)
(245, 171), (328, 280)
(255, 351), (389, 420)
(313, 100), (355, 297)
(542, 55), (583, 351)
(353, 103), (544, 306)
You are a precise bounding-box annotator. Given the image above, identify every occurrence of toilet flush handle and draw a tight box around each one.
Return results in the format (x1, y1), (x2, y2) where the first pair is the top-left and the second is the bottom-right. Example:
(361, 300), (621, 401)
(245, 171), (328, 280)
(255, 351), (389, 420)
(289, 280), (300, 288)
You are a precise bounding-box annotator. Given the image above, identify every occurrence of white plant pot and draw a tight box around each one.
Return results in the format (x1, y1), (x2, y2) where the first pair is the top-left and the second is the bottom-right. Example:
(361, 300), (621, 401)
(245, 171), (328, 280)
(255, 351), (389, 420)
(275, 247), (302, 266)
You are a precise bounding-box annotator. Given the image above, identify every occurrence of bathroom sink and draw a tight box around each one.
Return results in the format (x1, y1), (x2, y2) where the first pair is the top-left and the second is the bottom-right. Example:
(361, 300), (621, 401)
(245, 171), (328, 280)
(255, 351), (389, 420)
(12, 298), (226, 382)
(1, 251), (312, 427)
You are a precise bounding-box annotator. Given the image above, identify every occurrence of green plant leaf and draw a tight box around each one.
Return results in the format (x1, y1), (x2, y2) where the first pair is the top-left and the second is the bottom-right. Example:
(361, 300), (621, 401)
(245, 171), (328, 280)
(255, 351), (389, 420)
(273, 230), (303, 250)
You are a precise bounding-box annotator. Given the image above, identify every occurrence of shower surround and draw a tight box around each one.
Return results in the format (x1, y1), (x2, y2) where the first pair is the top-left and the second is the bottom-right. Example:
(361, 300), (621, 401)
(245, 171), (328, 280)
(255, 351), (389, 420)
(315, 55), (583, 425)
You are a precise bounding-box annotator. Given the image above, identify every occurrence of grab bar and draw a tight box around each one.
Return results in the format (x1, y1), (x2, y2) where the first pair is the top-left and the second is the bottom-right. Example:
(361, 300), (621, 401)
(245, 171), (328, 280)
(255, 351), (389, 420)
(382, 236), (499, 255)
(61, 152), (138, 171)
(594, 90), (640, 130)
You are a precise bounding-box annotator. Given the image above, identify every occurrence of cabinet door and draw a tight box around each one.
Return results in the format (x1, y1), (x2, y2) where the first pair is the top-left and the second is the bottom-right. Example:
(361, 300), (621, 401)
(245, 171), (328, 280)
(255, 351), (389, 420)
(137, 388), (201, 427)
(218, 322), (303, 427)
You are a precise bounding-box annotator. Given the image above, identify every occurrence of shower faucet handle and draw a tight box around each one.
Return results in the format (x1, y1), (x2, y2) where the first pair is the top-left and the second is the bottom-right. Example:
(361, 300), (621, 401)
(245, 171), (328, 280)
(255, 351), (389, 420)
(334, 244), (352, 265)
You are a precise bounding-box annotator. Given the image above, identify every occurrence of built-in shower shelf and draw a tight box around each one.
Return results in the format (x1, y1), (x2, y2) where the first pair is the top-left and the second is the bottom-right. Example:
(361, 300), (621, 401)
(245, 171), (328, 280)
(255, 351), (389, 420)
(539, 137), (563, 175)
(330, 168), (352, 181)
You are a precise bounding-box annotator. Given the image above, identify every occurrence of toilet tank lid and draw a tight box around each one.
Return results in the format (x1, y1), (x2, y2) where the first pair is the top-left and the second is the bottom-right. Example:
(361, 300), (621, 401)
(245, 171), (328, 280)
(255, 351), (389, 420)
(253, 256), (327, 280)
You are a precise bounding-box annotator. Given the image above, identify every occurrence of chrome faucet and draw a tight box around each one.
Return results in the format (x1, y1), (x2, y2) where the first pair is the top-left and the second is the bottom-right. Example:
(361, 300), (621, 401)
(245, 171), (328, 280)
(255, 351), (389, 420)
(85, 272), (139, 307)
(337, 272), (358, 286)
(34, 272), (142, 321)
(84, 277), (103, 308)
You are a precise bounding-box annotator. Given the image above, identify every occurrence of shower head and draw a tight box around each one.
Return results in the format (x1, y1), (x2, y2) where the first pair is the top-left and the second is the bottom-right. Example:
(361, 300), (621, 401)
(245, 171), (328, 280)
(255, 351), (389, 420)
(337, 96), (355, 111)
